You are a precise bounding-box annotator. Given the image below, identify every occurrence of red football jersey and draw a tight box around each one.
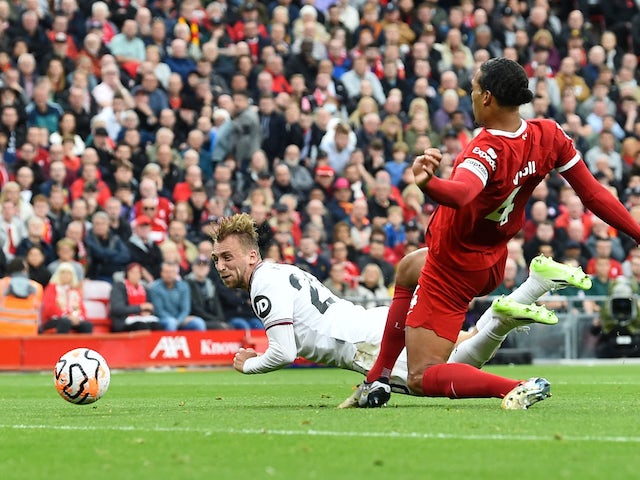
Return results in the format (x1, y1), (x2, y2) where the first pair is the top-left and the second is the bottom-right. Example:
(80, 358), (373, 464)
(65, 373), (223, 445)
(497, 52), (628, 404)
(426, 119), (580, 270)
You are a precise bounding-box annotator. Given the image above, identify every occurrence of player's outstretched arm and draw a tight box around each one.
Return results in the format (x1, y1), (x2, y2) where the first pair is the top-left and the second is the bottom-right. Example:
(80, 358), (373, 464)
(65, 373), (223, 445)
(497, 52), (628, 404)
(562, 160), (640, 243)
(235, 323), (298, 374)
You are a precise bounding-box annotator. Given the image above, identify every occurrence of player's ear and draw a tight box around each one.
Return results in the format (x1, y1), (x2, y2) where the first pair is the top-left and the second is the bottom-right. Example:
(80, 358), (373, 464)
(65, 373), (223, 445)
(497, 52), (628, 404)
(483, 90), (492, 106)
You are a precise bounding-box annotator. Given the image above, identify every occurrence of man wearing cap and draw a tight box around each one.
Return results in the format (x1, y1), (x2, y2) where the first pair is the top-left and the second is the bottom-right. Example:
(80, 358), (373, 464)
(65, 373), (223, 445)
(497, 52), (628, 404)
(381, 2), (415, 47)
(326, 177), (353, 224)
(127, 214), (163, 280)
(493, 5), (519, 50)
(42, 30), (76, 75)
(311, 163), (335, 196)
(228, 1), (268, 43)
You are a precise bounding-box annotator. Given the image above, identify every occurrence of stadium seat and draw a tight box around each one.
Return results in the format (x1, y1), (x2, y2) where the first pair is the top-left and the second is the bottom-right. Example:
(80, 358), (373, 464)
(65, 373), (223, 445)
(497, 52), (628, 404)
(83, 280), (113, 333)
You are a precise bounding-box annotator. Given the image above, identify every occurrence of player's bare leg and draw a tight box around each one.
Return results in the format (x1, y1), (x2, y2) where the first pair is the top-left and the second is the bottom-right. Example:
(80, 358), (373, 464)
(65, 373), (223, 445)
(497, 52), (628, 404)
(406, 325), (522, 399)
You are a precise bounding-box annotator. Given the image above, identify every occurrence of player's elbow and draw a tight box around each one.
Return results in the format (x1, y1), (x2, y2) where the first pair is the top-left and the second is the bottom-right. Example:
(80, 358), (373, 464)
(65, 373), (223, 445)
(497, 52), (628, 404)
(279, 349), (298, 365)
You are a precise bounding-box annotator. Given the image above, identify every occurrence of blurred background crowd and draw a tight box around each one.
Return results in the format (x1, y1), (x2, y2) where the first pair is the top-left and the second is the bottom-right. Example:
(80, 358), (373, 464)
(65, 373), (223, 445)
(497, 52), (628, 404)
(1, 0), (640, 344)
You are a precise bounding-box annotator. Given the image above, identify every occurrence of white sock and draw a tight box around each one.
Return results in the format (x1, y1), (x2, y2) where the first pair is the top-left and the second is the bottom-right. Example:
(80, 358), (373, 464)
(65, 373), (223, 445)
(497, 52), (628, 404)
(475, 275), (548, 331)
(448, 326), (505, 368)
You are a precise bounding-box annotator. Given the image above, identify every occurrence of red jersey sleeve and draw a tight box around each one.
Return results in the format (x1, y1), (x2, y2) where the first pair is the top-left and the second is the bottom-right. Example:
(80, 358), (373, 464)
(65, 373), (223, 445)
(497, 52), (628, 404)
(551, 121), (582, 172)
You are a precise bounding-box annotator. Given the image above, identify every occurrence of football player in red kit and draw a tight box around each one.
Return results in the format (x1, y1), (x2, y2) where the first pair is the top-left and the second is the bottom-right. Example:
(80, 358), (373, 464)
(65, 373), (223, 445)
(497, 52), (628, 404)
(351, 58), (640, 410)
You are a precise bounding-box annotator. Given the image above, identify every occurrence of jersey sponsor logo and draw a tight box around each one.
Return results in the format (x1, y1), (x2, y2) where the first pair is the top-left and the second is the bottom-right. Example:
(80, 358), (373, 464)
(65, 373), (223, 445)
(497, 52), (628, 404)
(513, 160), (537, 185)
(253, 295), (272, 319)
(471, 146), (497, 170)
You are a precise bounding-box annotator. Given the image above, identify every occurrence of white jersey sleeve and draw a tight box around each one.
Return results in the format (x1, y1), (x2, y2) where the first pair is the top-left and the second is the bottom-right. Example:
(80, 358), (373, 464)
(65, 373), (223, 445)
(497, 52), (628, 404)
(242, 323), (298, 374)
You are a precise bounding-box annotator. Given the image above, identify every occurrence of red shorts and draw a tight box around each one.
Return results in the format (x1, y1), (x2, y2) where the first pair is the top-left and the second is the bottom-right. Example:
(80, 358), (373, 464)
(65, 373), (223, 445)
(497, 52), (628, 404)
(405, 250), (507, 342)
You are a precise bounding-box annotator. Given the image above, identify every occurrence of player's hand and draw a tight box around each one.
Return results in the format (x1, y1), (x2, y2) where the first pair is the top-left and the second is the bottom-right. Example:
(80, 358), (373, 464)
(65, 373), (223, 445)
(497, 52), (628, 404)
(412, 148), (442, 190)
(233, 347), (258, 373)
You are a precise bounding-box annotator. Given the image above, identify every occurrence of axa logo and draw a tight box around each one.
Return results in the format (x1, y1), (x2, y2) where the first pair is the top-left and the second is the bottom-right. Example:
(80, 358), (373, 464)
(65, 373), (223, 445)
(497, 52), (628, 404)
(513, 161), (537, 185)
(471, 146), (497, 170)
(150, 336), (192, 359)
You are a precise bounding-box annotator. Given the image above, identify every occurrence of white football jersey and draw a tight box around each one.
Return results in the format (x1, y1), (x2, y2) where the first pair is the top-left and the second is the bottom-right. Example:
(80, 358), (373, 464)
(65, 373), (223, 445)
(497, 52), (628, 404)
(249, 262), (388, 370)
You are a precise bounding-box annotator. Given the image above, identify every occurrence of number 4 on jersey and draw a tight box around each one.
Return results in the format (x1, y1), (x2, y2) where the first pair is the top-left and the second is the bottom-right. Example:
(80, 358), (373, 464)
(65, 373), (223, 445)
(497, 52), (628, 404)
(485, 186), (521, 226)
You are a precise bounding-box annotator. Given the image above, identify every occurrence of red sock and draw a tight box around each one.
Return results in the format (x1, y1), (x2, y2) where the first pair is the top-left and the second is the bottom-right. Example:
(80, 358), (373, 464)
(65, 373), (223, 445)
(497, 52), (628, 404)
(365, 285), (413, 383)
(421, 363), (520, 398)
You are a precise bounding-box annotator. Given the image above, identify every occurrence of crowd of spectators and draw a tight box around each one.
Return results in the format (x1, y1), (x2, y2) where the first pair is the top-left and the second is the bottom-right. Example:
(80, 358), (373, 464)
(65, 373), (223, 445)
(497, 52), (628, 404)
(2, 0), (640, 335)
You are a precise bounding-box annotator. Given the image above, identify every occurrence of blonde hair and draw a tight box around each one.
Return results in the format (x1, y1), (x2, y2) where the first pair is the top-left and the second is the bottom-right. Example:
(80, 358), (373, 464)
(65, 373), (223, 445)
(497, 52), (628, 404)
(402, 183), (425, 204)
(211, 213), (259, 252)
(349, 96), (379, 129)
(408, 97), (429, 119)
(361, 263), (385, 288)
(381, 115), (404, 142)
(51, 262), (80, 288)
(532, 29), (555, 48)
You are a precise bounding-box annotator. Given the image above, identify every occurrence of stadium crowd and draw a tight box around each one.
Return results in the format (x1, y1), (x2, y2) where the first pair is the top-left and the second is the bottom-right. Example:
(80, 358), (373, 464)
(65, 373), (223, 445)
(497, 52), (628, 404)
(1, 0), (640, 339)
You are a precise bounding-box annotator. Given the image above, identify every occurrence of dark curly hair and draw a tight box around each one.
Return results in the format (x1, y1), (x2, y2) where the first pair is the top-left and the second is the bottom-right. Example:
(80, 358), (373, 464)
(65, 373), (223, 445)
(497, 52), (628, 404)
(478, 58), (533, 107)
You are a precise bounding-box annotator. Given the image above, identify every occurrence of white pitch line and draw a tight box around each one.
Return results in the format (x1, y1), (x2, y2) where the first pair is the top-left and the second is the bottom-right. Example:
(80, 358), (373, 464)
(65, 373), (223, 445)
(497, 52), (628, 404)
(1, 424), (639, 444)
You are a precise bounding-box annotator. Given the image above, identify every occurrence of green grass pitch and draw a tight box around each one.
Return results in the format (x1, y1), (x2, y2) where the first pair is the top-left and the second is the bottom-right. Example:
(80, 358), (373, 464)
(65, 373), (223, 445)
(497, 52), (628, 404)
(0, 364), (639, 480)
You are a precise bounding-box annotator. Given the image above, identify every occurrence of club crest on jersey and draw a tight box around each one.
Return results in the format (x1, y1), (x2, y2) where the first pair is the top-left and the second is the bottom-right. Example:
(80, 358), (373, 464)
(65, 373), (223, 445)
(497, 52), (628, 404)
(253, 295), (272, 319)
(513, 161), (536, 185)
(471, 146), (497, 170)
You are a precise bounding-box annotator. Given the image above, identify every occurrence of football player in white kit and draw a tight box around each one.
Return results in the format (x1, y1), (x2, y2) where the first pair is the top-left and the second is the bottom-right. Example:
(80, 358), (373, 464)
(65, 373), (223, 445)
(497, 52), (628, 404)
(211, 213), (590, 404)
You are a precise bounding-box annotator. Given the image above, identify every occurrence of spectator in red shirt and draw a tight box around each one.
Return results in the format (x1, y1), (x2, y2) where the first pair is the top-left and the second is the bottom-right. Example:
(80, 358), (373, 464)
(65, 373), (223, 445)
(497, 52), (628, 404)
(69, 162), (111, 208)
(134, 178), (173, 225)
(173, 164), (203, 203)
(227, 2), (268, 43)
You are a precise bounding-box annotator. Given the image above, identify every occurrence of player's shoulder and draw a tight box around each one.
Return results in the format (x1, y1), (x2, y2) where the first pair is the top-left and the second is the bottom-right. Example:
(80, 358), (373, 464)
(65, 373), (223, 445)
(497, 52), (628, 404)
(253, 261), (295, 281)
(463, 130), (501, 170)
(527, 118), (567, 137)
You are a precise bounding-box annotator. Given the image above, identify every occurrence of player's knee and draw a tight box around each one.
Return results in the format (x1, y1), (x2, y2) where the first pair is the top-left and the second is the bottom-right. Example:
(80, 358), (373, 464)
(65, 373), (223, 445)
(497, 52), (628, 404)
(396, 248), (426, 288)
(406, 372), (424, 395)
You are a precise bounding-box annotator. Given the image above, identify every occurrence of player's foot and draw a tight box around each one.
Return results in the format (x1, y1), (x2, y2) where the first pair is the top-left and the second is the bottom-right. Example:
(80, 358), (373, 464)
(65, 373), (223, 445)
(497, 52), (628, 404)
(492, 296), (559, 326)
(358, 379), (391, 408)
(338, 378), (392, 408)
(501, 377), (551, 410)
(530, 254), (592, 291)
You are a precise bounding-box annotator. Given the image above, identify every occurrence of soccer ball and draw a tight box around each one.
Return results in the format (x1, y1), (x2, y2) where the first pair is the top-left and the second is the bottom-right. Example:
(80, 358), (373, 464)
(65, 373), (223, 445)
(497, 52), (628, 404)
(54, 348), (110, 404)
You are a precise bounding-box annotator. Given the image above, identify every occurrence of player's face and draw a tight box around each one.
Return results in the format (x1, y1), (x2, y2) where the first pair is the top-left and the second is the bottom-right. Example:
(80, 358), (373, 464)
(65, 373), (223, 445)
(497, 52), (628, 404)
(212, 236), (258, 291)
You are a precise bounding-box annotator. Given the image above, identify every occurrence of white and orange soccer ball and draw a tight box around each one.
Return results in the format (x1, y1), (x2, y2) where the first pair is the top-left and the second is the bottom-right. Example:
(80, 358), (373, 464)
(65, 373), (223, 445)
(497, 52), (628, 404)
(54, 348), (110, 404)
